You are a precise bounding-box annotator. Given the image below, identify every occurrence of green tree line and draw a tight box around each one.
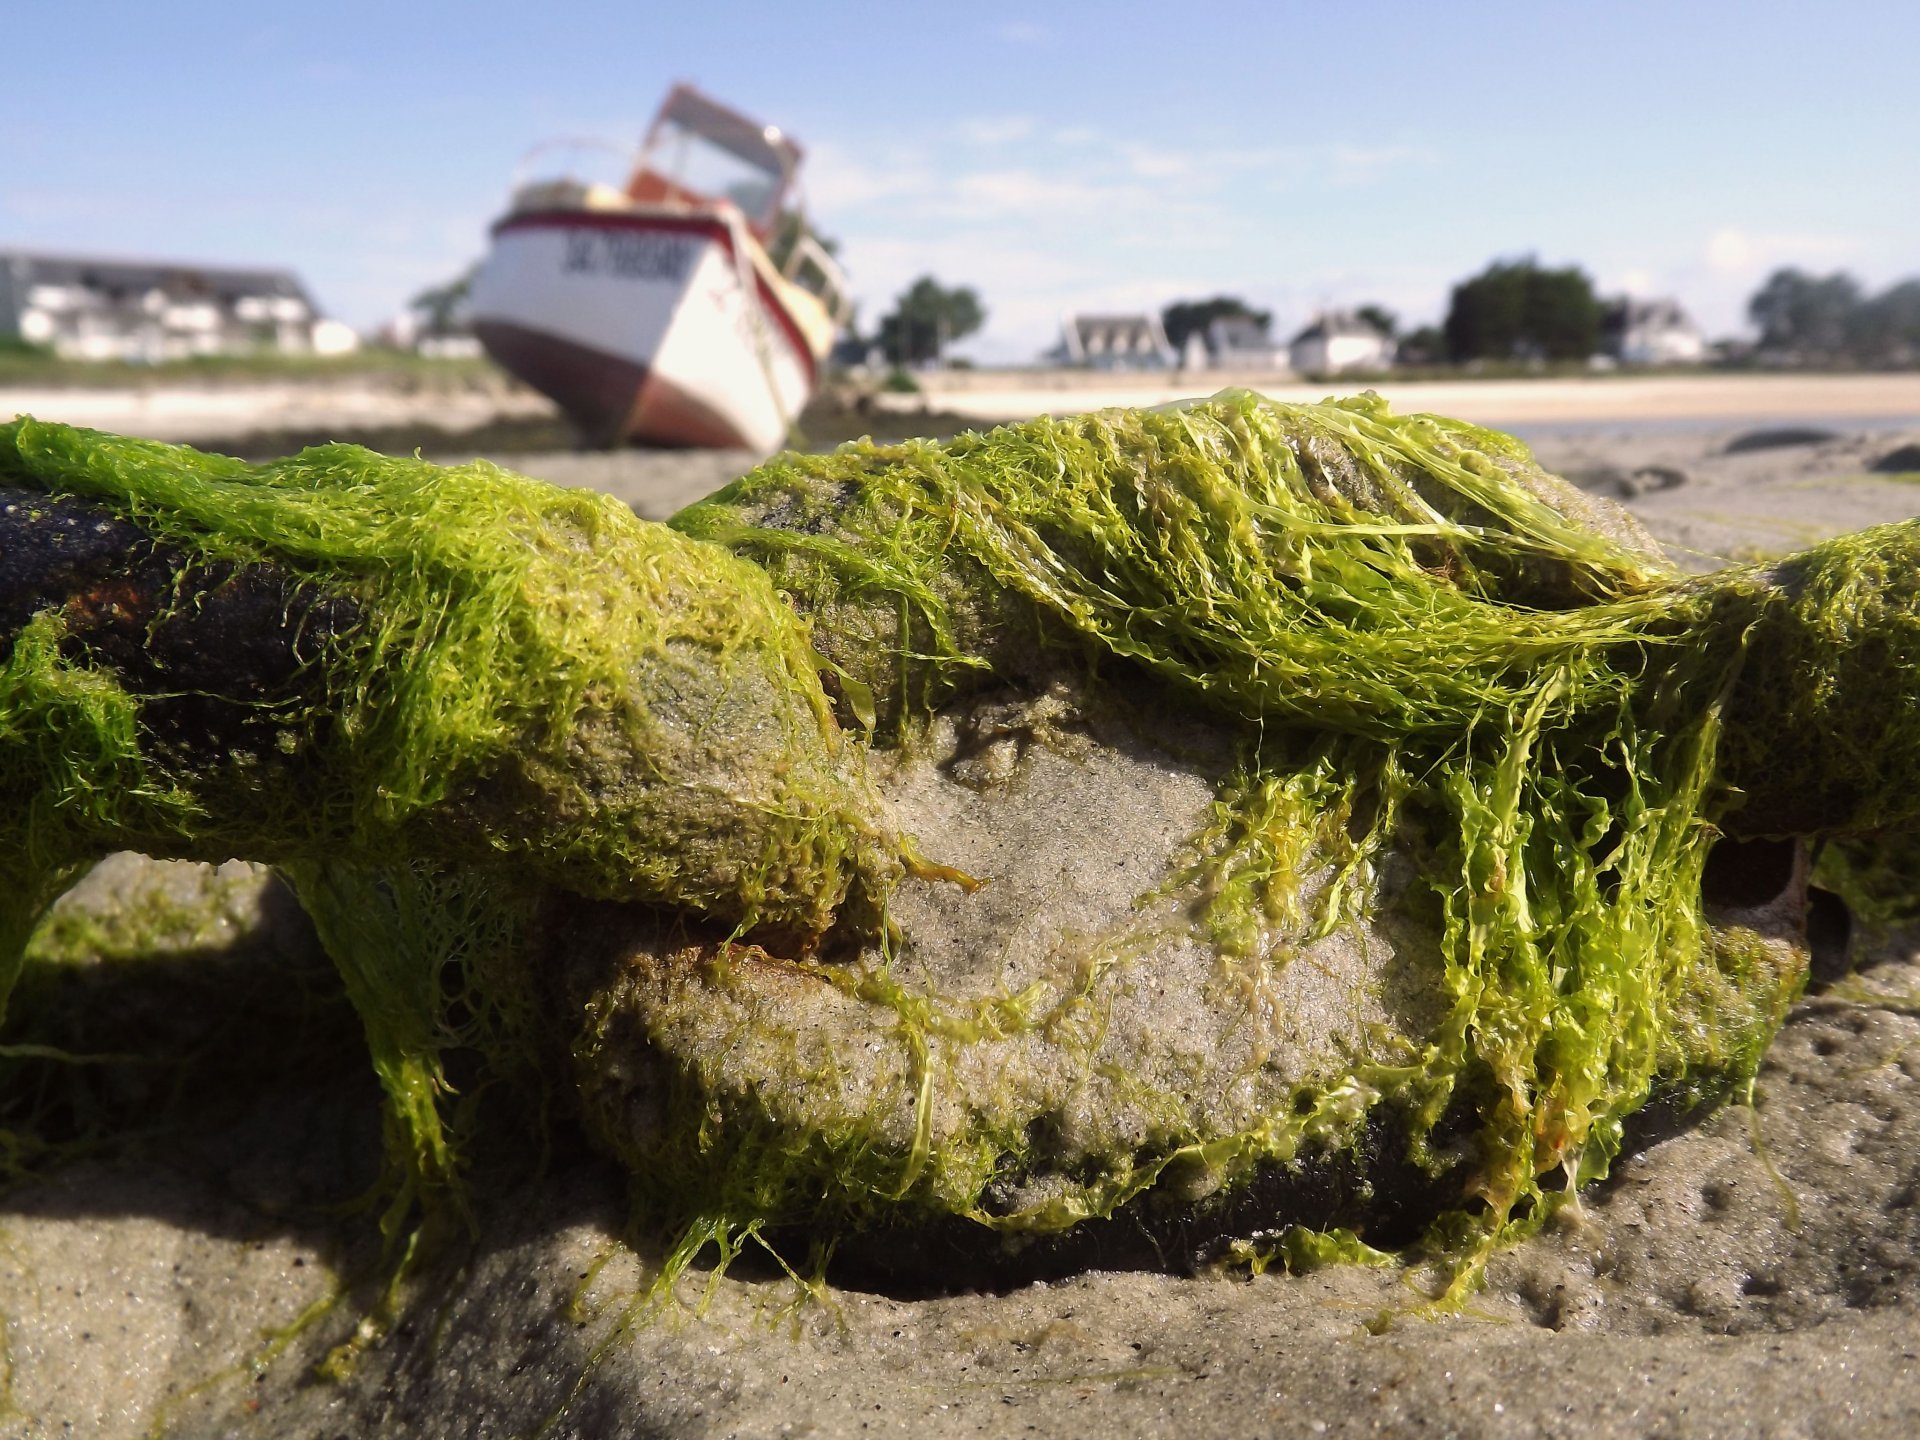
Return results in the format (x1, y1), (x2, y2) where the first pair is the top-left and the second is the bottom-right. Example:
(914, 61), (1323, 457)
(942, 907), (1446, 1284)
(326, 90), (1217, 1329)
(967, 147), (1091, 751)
(1747, 269), (1920, 366)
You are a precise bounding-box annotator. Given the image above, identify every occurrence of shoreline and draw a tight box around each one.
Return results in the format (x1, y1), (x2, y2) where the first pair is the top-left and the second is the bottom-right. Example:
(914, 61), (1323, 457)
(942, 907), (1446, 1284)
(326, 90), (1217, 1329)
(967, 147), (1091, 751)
(4, 371), (1919, 450)
(881, 369), (1920, 429)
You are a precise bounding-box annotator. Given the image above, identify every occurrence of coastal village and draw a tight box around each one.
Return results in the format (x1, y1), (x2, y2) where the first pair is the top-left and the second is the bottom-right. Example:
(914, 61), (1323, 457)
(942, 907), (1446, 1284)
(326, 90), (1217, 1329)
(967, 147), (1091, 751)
(1, 75), (1904, 424)
(0, 240), (1731, 379)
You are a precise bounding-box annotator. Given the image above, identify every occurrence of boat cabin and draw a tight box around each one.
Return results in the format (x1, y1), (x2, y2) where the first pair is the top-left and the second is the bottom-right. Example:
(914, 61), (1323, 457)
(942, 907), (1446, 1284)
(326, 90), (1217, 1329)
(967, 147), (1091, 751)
(627, 85), (802, 242)
(501, 85), (849, 329)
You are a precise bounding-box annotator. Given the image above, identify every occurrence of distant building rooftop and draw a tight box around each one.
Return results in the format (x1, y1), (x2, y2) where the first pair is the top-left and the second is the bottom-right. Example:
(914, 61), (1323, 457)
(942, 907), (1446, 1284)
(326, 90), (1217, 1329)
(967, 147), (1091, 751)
(0, 248), (355, 361)
(1207, 315), (1273, 352)
(1288, 311), (1389, 346)
(1289, 310), (1394, 377)
(2, 250), (313, 303)
(1180, 313), (1290, 373)
(1602, 296), (1707, 367)
(1056, 312), (1175, 370)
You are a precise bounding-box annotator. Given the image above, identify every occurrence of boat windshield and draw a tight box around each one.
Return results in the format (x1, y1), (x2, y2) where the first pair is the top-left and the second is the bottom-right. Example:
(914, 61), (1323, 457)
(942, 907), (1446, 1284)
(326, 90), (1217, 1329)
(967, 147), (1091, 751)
(629, 87), (801, 236)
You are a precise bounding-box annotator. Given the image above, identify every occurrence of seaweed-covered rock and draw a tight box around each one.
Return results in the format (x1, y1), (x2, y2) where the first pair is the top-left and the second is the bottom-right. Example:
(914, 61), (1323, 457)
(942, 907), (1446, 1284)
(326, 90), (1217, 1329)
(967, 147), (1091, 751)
(6, 847), (1915, 1440)
(557, 674), (1812, 1280)
(0, 425), (894, 948)
(568, 394), (1827, 1272)
(0, 392), (1910, 1283)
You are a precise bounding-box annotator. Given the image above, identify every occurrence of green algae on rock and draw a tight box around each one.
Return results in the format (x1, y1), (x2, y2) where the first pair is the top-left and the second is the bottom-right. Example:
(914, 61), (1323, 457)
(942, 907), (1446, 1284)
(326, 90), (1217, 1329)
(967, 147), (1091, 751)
(0, 394), (1905, 1285)
(626, 392), (1824, 1269)
(0, 416), (897, 952)
(0, 415), (896, 1199)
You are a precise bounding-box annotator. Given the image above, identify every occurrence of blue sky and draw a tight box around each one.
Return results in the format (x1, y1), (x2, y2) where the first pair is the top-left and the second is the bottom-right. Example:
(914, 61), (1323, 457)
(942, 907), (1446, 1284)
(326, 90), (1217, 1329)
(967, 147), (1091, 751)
(6, 2), (1917, 361)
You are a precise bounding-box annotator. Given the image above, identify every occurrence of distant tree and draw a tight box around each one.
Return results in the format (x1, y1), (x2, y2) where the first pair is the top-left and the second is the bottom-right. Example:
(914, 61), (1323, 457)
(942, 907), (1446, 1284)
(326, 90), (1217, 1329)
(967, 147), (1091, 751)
(1355, 304), (1399, 340)
(878, 276), (985, 366)
(1847, 278), (1920, 366)
(1443, 258), (1601, 363)
(1395, 325), (1446, 365)
(409, 269), (474, 336)
(1748, 268), (1862, 361)
(1161, 296), (1272, 353)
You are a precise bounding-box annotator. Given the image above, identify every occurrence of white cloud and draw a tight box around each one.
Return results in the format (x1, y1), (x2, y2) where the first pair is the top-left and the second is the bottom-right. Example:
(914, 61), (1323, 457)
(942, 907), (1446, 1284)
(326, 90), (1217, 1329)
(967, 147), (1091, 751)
(943, 167), (1162, 222)
(1706, 228), (1754, 272)
(812, 121), (1449, 359)
(956, 116), (1036, 147)
(803, 142), (940, 212)
(1705, 226), (1858, 276)
(1112, 136), (1426, 195)
(1117, 142), (1201, 182)
(1329, 143), (1433, 188)
(994, 20), (1048, 45)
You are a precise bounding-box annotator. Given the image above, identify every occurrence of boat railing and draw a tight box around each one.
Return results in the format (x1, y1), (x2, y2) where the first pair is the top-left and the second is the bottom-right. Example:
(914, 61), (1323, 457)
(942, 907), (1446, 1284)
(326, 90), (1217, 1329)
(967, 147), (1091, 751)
(506, 138), (642, 213)
(780, 233), (854, 329)
(637, 85), (800, 240)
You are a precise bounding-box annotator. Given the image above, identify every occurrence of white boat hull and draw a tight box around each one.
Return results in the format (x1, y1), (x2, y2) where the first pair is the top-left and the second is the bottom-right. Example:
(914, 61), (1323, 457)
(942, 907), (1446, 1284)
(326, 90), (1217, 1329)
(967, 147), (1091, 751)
(469, 211), (817, 451)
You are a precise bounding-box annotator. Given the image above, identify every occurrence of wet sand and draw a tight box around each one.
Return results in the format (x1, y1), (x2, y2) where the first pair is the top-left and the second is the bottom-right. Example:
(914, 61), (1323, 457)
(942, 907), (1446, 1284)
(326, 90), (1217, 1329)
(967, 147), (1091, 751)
(6, 398), (1920, 1437)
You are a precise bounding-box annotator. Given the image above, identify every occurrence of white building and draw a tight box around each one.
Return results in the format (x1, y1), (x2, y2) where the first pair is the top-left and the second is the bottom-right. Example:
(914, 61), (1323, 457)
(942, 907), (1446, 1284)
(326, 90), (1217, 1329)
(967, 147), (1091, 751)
(1288, 311), (1393, 376)
(0, 250), (358, 362)
(1054, 313), (1175, 370)
(1182, 314), (1290, 372)
(383, 305), (484, 360)
(382, 267), (484, 359)
(1604, 297), (1707, 366)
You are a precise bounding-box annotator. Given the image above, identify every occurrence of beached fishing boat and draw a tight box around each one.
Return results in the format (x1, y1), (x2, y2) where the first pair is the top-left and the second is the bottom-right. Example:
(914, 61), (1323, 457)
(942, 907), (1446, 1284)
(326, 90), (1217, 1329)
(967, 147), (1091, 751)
(469, 86), (851, 452)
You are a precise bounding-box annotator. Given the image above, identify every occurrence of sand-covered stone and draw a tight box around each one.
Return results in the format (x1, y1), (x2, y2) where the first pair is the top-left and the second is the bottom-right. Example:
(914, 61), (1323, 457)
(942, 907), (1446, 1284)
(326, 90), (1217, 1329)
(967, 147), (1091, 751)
(559, 675), (1474, 1261)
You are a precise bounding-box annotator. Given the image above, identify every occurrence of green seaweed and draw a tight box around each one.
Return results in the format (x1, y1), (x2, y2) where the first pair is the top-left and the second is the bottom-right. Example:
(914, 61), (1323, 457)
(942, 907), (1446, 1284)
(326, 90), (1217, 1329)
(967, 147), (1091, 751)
(1812, 829), (1920, 961)
(2, 393), (1908, 1288)
(665, 394), (1773, 1249)
(1226, 1226), (1397, 1276)
(0, 417), (894, 953)
(0, 415), (899, 1240)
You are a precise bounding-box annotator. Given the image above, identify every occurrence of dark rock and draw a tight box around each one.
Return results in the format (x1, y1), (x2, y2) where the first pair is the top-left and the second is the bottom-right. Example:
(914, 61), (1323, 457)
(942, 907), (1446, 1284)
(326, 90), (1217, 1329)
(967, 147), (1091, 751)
(1563, 463), (1634, 496)
(1869, 442), (1920, 475)
(1724, 426), (1840, 455)
(1563, 463), (1688, 499)
(1617, 464), (1688, 498)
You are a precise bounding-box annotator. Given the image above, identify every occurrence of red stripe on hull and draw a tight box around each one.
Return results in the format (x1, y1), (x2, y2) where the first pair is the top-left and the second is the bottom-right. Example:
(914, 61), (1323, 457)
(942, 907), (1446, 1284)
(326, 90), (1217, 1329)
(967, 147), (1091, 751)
(474, 318), (760, 449)
(631, 371), (758, 450)
(474, 319), (647, 446)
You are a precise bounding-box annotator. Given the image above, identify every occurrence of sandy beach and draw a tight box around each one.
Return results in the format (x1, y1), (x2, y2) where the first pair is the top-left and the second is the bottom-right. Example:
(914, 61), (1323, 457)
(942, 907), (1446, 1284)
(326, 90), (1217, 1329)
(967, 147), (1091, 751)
(5, 381), (1920, 1438)
(8, 367), (1920, 447)
(882, 369), (1920, 431)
